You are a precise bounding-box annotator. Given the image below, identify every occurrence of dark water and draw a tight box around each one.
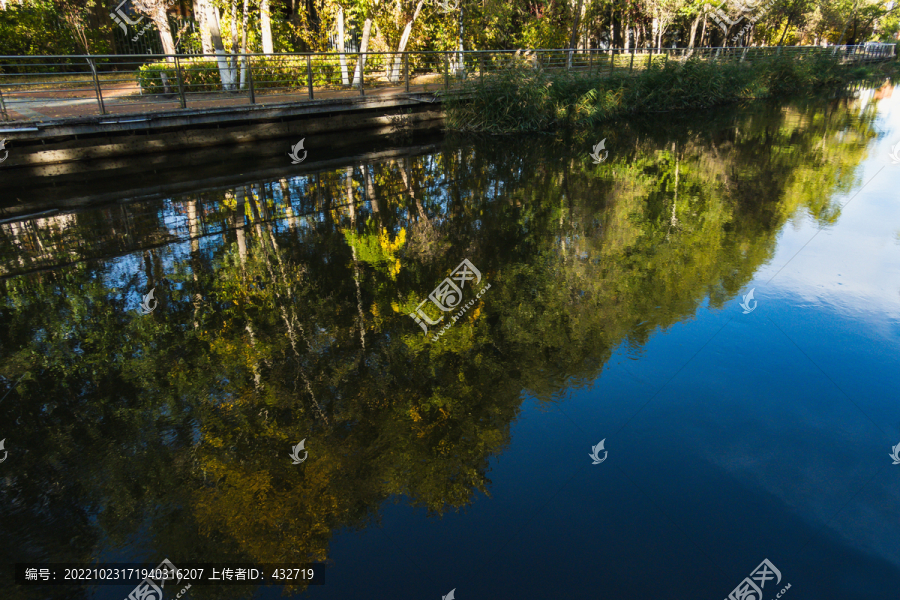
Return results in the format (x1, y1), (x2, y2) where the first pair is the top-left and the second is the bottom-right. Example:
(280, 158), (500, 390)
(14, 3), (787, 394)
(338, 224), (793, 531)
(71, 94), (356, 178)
(2, 84), (900, 600)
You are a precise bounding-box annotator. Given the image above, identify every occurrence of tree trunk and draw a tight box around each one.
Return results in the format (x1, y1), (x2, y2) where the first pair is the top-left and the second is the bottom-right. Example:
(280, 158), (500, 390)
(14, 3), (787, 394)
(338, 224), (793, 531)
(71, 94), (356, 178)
(338, 6), (350, 86)
(456, 4), (464, 74)
(389, 0), (426, 82)
(194, 0), (213, 52)
(567, 0), (585, 68)
(230, 0), (239, 76)
(609, 5), (615, 47)
(239, 0), (249, 89)
(351, 18), (372, 87)
(777, 17), (791, 46)
(260, 0), (274, 53)
(152, 3), (176, 61)
(688, 13), (700, 49)
(205, 0), (235, 90)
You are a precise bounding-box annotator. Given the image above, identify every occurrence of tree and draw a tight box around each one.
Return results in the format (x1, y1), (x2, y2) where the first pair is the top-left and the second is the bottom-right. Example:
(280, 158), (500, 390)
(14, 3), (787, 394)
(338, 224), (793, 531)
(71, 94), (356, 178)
(133, 0), (177, 59)
(260, 0), (274, 52)
(56, 0), (97, 54)
(388, 0), (427, 82)
(203, 0), (237, 89)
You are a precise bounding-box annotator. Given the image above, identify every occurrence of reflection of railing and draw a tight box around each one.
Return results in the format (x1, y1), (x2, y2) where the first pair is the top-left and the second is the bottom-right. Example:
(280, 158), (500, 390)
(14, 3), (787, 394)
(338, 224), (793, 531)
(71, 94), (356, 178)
(0, 143), (443, 279)
(0, 45), (895, 122)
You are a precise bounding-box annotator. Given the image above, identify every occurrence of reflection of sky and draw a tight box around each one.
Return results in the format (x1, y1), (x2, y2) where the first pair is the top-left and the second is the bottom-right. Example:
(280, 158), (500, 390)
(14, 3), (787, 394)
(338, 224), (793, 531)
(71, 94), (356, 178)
(525, 86), (900, 598)
(745, 86), (900, 580)
(755, 85), (900, 330)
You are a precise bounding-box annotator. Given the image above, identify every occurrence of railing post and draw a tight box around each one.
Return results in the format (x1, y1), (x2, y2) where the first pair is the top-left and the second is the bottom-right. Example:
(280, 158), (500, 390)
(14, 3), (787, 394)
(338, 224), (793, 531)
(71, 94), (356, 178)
(479, 53), (484, 84)
(646, 49), (653, 69)
(86, 57), (106, 115)
(0, 85), (9, 122)
(588, 49), (593, 76)
(359, 52), (365, 96)
(246, 55), (256, 104)
(444, 52), (449, 91)
(663, 49), (668, 67)
(629, 47), (635, 72)
(307, 54), (314, 100)
(405, 52), (410, 92)
(608, 49), (613, 76)
(174, 55), (187, 109)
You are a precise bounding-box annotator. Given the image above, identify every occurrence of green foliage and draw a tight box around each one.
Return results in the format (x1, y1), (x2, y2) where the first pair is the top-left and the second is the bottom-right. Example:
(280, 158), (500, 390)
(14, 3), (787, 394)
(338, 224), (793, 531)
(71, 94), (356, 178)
(447, 49), (894, 133)
(137, 56), (341, 94)
(445, 59), (555, 132)
(0, 0), (81, 59)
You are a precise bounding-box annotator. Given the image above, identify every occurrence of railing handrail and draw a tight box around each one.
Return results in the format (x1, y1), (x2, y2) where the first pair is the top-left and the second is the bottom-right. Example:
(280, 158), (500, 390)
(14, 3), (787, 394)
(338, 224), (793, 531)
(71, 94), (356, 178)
(0, 44), (893, 61)
(0, 44), (892, 126)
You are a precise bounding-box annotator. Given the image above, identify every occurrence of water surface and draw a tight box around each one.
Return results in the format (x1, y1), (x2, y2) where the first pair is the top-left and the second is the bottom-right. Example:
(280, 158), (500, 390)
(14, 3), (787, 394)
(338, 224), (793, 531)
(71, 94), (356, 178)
(2, 85), (900, 600)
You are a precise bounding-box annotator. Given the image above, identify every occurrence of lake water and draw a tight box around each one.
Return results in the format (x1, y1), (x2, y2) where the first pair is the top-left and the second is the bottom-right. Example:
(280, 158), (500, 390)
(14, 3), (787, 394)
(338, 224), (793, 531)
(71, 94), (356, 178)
(2, 83), (900, 600)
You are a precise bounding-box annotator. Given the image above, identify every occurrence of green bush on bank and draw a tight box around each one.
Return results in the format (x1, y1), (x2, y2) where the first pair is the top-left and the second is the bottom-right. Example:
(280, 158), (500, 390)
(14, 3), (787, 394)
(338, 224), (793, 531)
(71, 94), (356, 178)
(137, 53), (435, 94)
(137, 57), (315, 94)
(445, 51), (895, 133)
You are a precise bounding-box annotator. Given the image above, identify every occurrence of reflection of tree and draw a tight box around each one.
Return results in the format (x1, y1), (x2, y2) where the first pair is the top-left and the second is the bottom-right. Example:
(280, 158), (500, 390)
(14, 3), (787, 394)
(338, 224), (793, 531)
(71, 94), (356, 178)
(0, 96), (882, 597)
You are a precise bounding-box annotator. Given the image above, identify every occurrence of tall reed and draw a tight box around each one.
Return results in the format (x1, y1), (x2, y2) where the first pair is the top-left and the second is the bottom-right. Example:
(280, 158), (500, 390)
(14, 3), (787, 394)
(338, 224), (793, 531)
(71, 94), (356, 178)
(445, 51), (895, 133)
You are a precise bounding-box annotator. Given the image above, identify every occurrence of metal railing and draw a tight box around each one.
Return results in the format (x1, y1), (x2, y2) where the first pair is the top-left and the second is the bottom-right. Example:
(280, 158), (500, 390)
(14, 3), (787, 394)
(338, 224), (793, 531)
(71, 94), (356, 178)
(0, 45), (894, 123)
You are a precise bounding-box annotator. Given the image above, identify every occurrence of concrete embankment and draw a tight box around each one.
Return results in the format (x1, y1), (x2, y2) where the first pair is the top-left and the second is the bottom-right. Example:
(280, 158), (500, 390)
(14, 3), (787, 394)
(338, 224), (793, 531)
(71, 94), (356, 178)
(0, 93), (444, 168)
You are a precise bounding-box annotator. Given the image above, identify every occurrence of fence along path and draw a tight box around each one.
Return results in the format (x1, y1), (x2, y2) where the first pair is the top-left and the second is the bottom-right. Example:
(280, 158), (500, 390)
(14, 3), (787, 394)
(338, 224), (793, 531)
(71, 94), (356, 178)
(0, 45), (896, 123)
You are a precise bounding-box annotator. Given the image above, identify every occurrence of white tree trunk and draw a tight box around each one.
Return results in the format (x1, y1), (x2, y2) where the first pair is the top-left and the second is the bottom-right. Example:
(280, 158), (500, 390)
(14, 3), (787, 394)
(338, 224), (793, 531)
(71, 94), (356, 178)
(204, 1), (235, 90)
(230, 0), (239, 81)
(351, 18), (372, 87)
(260, 0), (274, 53)
(338, 7), (350, 86)
(194, 0), (213, 52)
(389, 0), (426, 82)
(239, 0), (249, 89)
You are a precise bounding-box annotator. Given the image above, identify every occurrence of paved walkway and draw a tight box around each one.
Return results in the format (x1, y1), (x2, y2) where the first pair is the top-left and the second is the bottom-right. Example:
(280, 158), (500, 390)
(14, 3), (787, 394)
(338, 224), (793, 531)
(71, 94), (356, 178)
(2, 75), (448, 123)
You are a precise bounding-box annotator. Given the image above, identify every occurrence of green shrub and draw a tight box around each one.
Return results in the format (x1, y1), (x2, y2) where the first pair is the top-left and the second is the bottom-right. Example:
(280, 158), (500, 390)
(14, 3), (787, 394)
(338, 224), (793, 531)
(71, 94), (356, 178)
(138, 56), (354, 94)
(446, 49), (891, 133)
